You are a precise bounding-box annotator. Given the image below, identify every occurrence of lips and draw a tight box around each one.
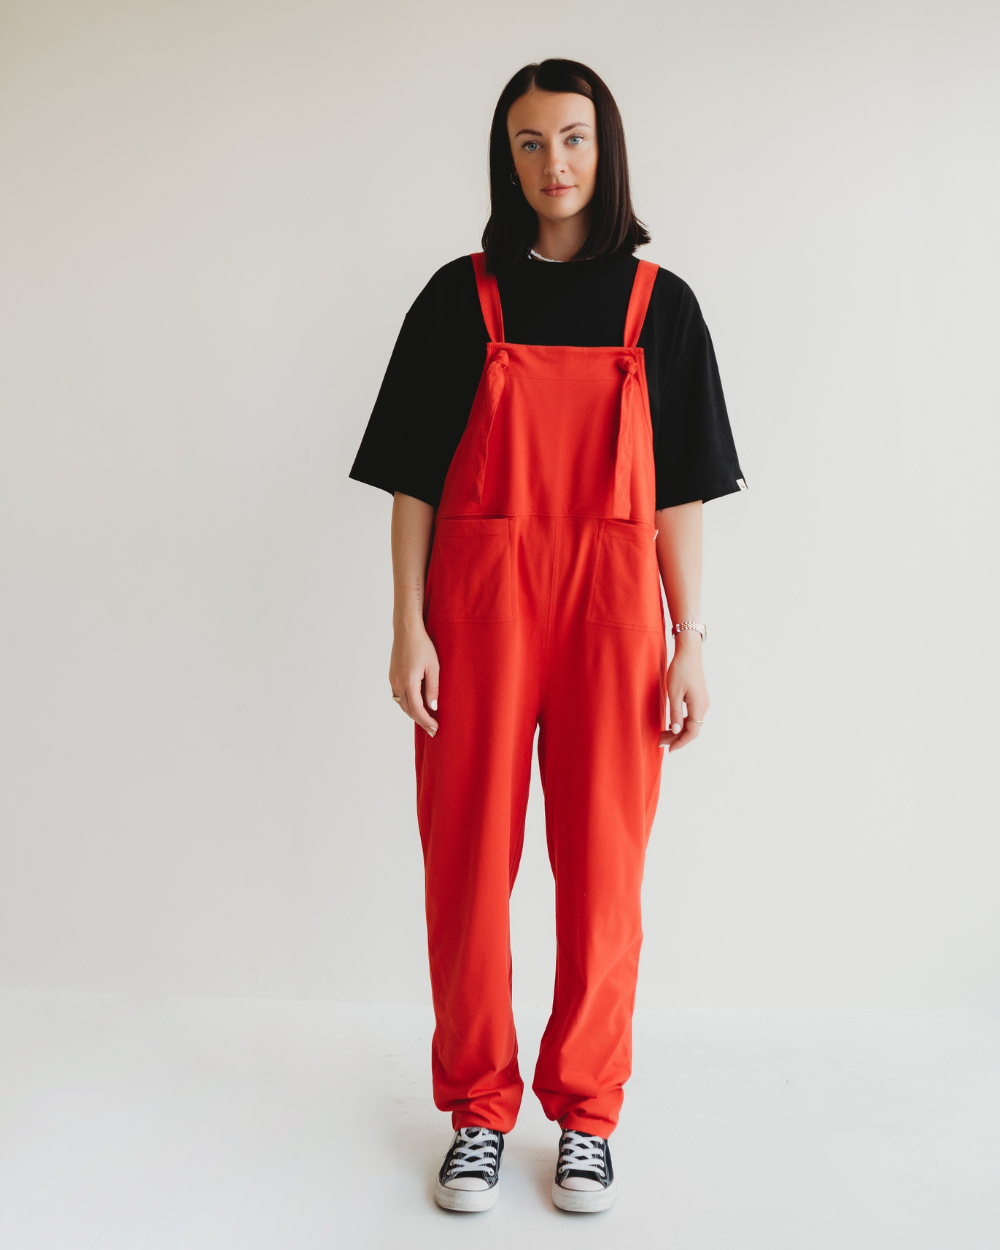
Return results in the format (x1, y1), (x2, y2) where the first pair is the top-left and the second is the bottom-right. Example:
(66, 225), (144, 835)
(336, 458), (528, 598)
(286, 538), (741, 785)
(542, 184), (574, 197)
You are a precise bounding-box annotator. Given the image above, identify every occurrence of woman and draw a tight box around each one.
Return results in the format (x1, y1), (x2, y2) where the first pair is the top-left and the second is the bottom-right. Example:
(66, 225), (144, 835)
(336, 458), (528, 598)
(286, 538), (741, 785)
(350, 59), (743, 1214)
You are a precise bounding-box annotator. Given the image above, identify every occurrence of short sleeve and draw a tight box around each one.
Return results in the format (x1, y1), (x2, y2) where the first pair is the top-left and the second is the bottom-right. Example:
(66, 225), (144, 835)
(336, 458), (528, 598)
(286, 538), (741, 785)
(348, 258), (487, 507)
(648, 278), (745, 509)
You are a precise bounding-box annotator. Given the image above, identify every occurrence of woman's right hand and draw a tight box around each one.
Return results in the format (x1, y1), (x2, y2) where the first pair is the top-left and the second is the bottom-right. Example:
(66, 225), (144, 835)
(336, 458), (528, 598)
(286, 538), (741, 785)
(389, 621), (440, 737)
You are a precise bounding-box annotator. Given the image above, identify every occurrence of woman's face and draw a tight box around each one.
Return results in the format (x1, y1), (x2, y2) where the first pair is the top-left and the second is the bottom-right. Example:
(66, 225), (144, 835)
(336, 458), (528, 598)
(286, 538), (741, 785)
(506, 90), (598, 228)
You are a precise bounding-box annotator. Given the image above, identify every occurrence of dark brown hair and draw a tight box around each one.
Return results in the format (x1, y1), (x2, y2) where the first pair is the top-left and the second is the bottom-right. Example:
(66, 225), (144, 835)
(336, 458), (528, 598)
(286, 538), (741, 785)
(482, 59), (650, 270)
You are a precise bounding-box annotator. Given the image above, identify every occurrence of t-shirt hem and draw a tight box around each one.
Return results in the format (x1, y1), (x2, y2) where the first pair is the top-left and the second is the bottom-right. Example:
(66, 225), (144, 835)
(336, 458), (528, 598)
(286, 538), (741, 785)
(656, 475), (747, 509)
(348, 466), (441, 509)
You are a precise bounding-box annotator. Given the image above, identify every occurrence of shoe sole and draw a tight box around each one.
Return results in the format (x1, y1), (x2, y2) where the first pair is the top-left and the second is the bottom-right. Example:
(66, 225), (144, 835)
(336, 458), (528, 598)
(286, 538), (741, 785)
(433, 1178), (500, 1212)
(551, 1178), (619, 1213)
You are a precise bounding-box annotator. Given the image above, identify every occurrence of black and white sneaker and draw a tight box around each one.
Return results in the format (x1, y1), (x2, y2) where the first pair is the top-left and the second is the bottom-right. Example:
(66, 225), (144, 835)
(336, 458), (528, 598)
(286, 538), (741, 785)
(433, 1126), (504, 1212)
(552, 1129), (618, 1212)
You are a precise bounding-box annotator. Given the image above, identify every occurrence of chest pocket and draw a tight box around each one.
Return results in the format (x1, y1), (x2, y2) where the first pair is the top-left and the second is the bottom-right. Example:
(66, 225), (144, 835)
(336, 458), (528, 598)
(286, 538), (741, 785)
(586, 520), (663, 631)
(426, 517), (515, 623)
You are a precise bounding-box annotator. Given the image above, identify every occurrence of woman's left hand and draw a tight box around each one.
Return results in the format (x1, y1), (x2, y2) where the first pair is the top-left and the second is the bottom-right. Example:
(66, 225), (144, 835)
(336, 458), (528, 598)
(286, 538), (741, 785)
(659, 635), (709, 752)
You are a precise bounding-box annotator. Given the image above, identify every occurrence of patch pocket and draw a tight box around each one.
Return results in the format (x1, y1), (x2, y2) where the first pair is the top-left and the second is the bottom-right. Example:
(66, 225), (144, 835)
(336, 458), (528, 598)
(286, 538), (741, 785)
(586, 520), (663, 631)
(426, 517), (514, 622)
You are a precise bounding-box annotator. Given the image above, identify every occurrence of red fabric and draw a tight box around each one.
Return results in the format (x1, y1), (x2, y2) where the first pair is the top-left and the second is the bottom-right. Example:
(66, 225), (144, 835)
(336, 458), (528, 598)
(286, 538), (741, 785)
(415, 252), (665, 1138)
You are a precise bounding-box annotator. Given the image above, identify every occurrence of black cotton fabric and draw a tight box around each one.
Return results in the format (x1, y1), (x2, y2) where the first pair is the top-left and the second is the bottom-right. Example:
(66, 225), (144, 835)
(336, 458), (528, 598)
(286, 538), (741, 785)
(349, 252), (744, 511)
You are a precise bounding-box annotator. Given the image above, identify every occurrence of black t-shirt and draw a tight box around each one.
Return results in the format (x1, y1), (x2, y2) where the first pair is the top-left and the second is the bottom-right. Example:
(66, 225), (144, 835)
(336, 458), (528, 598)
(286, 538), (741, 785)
(349, 252), (744, 510)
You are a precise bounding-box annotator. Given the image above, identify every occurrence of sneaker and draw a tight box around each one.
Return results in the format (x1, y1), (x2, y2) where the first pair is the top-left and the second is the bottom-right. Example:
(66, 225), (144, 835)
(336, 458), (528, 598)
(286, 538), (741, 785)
(552, 1128), (618, 1212)
(433, 1126), (504, 1212)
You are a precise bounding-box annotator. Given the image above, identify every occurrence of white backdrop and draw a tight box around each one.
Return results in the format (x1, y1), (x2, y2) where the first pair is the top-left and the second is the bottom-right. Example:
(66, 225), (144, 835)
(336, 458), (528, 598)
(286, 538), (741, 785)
(1, 0), (997, 1010)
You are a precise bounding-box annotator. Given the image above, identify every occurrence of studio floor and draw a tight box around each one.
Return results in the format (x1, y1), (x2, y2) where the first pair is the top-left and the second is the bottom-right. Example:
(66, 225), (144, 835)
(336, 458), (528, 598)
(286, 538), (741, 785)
(0, 991), (996, 1249)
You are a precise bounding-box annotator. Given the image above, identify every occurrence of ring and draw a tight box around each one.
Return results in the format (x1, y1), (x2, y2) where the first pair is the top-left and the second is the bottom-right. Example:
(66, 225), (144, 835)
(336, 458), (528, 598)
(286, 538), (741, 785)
(692, 717), (705, 725)
(391, 694), (403, 703)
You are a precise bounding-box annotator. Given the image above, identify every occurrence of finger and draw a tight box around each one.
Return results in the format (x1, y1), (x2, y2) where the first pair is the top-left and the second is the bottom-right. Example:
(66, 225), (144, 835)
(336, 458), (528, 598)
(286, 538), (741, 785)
(666, 689), (686, 738)
(683, 698), (708, 738)
(425, 656), (440, 715)
(394, 682), (418, 722)
(407, 676), (438, 736)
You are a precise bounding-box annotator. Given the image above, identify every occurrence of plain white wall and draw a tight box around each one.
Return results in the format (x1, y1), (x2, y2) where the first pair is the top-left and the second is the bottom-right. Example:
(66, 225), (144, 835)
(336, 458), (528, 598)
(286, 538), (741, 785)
(1, 0), (998, 1009)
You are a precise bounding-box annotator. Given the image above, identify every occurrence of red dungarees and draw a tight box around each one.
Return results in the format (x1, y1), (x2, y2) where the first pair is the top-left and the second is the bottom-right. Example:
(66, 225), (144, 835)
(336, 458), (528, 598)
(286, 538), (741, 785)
(416, 253), (666, 1138)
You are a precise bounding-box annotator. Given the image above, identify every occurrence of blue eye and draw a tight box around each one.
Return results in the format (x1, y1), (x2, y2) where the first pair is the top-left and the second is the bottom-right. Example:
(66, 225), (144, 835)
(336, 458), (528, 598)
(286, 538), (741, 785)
(567, 135), (583, 145)
(522, 141), (540, 153)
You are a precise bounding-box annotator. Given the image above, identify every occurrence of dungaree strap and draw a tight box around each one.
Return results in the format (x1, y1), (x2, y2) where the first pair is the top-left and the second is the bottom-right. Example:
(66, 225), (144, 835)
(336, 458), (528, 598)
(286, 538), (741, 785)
(613, 261), (658, 519)
(471, 252), (505, 343)
(623, 260), (658, 348)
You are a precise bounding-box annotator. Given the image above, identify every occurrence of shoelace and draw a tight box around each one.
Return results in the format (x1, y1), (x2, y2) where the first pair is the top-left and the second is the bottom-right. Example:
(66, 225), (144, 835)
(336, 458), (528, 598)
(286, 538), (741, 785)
(445, 1127), (501, 1180)
(557, 1130), (607, 1180)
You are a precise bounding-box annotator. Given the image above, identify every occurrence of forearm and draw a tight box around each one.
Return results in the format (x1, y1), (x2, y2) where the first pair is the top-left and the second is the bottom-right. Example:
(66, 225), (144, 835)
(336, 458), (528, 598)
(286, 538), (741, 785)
(391, 492), (436, 630)
(655, 501), (708, 747)
(655, 500), (702, 629)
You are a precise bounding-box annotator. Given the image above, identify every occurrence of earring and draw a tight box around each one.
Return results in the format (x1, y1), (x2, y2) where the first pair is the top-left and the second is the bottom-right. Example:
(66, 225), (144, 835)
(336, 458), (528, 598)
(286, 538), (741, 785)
(510, 170), (520, 186)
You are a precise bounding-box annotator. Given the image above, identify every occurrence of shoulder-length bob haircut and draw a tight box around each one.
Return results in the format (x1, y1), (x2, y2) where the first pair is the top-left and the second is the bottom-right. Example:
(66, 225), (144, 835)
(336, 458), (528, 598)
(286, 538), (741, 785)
(482, 59), (650, 271)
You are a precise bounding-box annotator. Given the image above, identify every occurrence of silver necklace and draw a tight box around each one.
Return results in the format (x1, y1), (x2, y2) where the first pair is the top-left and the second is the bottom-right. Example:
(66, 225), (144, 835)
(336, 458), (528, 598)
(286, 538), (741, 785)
(528, 248), (562, 263)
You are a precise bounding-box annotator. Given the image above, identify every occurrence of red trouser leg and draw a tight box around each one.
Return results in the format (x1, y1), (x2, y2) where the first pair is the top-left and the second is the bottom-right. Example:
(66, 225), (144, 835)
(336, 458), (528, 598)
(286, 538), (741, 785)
(531, 518), (666, 1137)
(415, 524), (549, 1132)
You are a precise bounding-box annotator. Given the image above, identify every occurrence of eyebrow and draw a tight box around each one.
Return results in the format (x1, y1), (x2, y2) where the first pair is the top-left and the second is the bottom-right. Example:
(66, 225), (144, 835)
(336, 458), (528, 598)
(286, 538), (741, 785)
(513, 121), (592, 137)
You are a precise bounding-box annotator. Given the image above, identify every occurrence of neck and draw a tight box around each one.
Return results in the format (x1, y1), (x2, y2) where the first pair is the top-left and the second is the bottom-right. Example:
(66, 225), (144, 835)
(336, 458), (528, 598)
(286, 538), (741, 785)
(533, 209), (591, 263)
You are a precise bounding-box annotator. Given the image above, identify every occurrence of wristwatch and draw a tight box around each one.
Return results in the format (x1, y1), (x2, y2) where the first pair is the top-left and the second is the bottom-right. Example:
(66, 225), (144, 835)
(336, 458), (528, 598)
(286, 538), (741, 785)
(671, 621), (707, 641)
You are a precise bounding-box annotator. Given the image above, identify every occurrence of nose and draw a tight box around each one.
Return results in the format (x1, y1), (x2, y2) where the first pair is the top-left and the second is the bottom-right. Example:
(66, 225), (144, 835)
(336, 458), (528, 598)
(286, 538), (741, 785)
(543, 146), (567, 178)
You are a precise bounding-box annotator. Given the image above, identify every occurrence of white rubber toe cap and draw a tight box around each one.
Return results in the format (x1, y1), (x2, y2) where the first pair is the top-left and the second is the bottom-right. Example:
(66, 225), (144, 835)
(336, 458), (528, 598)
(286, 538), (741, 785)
(434, 1177), (499, 1212)
(552, 1177), (618, 1213)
